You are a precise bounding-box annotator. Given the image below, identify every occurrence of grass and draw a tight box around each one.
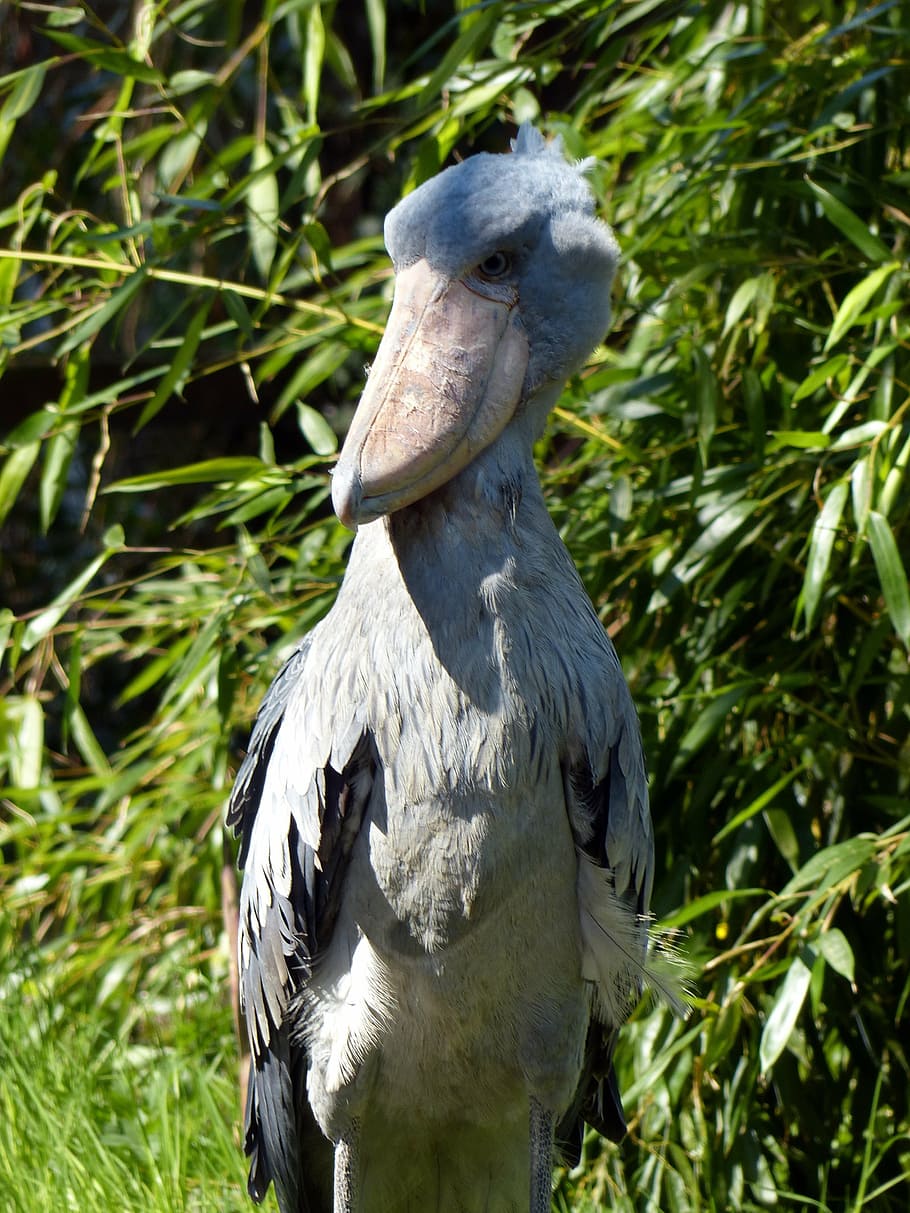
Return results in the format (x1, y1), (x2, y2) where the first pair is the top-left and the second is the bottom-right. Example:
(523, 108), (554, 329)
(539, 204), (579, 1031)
(0, 962), (251, 1213)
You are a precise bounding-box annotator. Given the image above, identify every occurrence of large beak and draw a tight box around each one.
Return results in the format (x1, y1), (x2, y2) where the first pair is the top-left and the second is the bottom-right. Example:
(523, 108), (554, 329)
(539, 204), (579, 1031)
(331, 259), (529, 529)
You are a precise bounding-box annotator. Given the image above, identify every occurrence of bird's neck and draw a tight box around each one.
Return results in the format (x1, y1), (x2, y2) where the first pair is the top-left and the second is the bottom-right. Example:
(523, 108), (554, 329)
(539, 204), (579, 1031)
(342, 417), (573, 640)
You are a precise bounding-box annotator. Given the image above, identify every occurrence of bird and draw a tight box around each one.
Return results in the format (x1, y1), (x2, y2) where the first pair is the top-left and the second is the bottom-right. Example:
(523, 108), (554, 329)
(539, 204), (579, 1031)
(227, 123), (656, 1213)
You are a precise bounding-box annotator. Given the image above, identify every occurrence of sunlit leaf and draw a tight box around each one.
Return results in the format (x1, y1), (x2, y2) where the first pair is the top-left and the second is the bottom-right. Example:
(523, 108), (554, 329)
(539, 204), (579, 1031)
(760, 955), (812, 1074)
(20, 530), (125, 651)
(823, 262), (902, 351)
(0, 695), (44, 789)
(800, 479), (848, 631)
(1, 62), (47, 123)
(817, 928), (855, 985)
(867, 509), (910, 648)
(0, 440), (39, 527)
(304, 2), (326, 126)
(805, 179), (893, 263)
(107, 458), (268, 492)
(246, 142), (280, 281)
(296, 401), (338, 456)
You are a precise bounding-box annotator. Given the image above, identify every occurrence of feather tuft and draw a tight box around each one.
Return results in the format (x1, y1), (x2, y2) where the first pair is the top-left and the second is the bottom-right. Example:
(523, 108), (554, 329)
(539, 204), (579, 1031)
(576, 851), (692, 1022)
(510, 122), (564, 158)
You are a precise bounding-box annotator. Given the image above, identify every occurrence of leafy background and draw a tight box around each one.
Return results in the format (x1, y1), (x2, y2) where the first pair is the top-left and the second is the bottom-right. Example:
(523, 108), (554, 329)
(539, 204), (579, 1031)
(1, 1), (908, 1210)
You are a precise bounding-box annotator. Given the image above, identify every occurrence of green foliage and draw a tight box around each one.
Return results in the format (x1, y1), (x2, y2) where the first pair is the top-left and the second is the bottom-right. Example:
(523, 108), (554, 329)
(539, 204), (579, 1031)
(1, 1), (909, 1209)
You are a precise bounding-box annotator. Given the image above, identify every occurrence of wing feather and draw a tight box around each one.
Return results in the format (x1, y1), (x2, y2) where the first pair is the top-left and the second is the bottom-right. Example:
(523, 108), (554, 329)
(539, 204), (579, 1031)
(559, 690), (654, 1160)
(227, 638), (375, 1212)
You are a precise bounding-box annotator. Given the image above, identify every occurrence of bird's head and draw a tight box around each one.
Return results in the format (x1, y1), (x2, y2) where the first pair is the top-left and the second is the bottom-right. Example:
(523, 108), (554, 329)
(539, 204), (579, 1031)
(332, 124), (619, 530)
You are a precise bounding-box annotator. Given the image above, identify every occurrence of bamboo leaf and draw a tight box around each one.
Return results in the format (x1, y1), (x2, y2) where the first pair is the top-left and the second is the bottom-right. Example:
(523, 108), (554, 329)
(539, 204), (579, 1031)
(760, 956), (812, 1075)
(800, 479), (848, 631)
(20, 528), (124, 651)
(57, 270), (147, 355)
(670, 685), (752, 774)
(824, 262), (901, 351)
(791, 354), (849, 404)
(0, 695), (44, 789)
(39, 421), (78, 533)
(0, 441), (40, 527)
(817, 928), (855, 985)
(246, 143), (280, 281)
(107, 457), (268, 492)
(134, 297), (212, 431)
(713, 768), (803, 844)
(660, 887), (770, 930)
(364, 0), (386, 92)
(692, 346), (717, 462)
(296, 402), (338, 456)
(805, 179), (893, 263)
(867, 510), (910, 648)
(40, 344), (90, 531)
(1, 62), (47, 123)
(766, 430), (830, 452)
(304, 2), (326, 126)
(418, 8), (499, 107)
(41, 30), (163, 83)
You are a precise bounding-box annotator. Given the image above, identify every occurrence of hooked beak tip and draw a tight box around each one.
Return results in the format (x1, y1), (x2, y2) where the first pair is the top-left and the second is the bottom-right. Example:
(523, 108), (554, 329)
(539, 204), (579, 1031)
(331, 466), (361, 532)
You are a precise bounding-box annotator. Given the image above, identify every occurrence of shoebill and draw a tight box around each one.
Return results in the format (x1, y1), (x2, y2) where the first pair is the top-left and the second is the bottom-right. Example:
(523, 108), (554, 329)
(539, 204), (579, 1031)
(228, 124), (655, 1213)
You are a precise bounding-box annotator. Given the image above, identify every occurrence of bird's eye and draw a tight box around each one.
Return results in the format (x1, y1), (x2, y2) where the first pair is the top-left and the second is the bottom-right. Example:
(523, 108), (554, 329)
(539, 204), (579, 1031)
(477, 251), (511, 279)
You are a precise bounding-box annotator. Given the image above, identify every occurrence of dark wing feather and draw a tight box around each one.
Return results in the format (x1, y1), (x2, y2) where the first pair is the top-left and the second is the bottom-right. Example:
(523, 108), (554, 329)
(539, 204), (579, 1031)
(560, 706), (654, 1162)
(227, 638), (374, 1213)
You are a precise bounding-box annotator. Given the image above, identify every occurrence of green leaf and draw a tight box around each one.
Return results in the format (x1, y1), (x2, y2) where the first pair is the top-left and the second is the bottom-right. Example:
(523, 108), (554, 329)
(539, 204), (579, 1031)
(166, 70), (216, 97)
(134, 297), (212, 431)
(39, 422), (78, 533)
(296, 402), (338, 456)
(272, 341), (350, 419)
(805, 179), (893, 263)
(1, 62), (47, 123)
(791, 354), (849, 404)
(764, 807), (801, 873)
(418, 7), (499, 107)
(222, 289), (254, 340)
(107, 457), (268, 492)
(829, 420), (887, 452)
(800, 479), (848, 631)
(766, 430), (830, 452)
(817, 928), (855, 985)
(0, 695), (44, 789)
(659, 887), (769, 930)
(0, 441), (39, 527)
(867, 510), (910, 648)
(246, 143), (280, 281)
(742, 367), (765, 457)
(781, 836), (878, 898)
(713, 768), (803, 844)
(57, 269), (147, 356)
(824, 262), (901, 351)
(304, 1), (326, 126)
(722, 278), (759, 337)
(40, 345), (90, 530)
(364, 0), (386, 92)
(670, 685), (752, 775)
(693, 346), (718, 462)
(760, 955), (812, 1075)
(20, 531), (125, 651)
(41, 30), (163, 83)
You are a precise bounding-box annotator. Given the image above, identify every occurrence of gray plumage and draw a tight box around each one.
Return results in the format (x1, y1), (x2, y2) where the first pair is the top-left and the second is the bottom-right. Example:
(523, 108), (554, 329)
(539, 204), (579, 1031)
(228, 124), (654, 1213)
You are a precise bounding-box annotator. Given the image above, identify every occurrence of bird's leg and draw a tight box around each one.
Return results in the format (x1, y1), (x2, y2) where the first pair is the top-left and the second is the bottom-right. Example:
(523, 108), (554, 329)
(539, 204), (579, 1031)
(333, 1122), (361, 1213)
(529, 1098), (555, 1213)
